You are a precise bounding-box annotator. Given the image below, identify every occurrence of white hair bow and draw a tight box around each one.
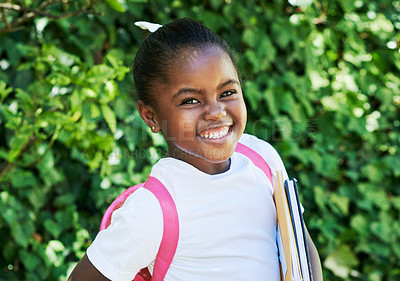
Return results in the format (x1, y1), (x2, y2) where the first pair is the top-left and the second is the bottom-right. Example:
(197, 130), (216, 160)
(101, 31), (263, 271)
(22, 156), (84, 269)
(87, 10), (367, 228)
(134, 21), (162, 33)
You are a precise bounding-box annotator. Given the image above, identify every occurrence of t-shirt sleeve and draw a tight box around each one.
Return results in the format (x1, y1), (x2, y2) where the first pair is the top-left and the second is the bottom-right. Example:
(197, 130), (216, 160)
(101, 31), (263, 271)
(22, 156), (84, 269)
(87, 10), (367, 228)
(87, 188), (163, 281)
(239, 134), (288, 179)
(240, 134), (305, 212)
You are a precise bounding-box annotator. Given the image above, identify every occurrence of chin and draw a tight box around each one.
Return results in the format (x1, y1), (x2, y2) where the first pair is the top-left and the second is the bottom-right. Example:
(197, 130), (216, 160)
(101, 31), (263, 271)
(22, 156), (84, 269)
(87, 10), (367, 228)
(200, 146), (236, 163)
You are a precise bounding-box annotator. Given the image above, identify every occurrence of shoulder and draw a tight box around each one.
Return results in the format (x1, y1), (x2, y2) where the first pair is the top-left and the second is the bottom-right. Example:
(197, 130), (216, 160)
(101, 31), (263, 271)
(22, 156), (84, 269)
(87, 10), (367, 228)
(86, 187), (164, 280)
(239, 133), (276, 153)
(123, 187), (163, 213)
(238, 133), (287, 177)
(104, 187), (164, 235)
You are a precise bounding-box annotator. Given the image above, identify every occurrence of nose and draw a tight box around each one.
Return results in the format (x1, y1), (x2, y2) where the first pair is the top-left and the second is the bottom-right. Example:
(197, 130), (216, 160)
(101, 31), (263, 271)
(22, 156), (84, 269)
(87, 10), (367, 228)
(204, 101), (226, 120)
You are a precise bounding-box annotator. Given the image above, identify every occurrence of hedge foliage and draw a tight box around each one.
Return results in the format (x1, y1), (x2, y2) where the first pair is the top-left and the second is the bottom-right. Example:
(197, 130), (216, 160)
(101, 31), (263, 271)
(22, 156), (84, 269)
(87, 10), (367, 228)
(0, 0), (399, 280)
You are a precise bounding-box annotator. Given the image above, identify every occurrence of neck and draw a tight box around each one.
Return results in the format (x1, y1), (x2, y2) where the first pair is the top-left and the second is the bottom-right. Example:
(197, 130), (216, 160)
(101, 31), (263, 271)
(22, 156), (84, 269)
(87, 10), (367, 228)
(166, 148), (231, 175)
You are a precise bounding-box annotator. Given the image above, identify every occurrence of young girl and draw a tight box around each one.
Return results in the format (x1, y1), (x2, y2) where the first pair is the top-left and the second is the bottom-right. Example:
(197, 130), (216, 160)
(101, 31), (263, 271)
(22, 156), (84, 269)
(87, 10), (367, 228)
(69, 18), (322, 281)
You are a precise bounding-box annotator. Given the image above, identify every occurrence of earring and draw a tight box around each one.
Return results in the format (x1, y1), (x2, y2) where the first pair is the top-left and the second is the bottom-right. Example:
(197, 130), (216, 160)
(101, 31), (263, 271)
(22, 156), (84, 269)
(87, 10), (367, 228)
(151, 126), (155, 131)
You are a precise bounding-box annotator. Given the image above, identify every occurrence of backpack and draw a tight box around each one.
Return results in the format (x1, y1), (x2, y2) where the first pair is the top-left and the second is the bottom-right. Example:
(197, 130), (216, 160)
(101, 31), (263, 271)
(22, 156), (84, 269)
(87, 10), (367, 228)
(99, 142), (273, 281)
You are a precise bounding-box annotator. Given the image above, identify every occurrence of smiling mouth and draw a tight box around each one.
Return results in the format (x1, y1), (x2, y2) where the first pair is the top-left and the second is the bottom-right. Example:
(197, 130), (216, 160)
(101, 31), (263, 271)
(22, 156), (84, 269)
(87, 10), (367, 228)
(198, 125), (231, 139)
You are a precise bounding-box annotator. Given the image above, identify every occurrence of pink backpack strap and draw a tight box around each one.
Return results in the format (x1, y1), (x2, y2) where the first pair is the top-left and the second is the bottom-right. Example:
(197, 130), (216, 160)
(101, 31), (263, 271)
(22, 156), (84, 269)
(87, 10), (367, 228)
(235, 142), (273, 187)
(144, 177), (179, 281)
(100, 183), (146, 230)
(99, 178), (179, 281)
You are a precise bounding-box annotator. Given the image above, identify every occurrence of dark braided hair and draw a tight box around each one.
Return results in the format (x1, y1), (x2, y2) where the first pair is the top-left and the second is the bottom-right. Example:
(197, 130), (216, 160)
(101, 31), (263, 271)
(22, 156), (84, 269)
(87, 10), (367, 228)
(133, 18), (239, 105)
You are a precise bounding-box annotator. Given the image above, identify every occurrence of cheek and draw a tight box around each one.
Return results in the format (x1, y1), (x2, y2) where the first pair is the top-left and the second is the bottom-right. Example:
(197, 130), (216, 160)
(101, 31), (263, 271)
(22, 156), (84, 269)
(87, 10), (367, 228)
(234, 100), (247, 122)
(164, 114), (197, 142)
(241, 101), (247, 115)
(179, 119), (196, 139)
(234, 101), (247, 134)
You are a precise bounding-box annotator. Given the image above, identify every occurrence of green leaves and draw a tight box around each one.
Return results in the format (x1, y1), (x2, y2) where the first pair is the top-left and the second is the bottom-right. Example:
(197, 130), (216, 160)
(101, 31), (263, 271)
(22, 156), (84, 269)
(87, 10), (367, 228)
(101, 104), (117, 134)
(20, 250), (42, 272)
(242, 29), (276, 72)
(0, 81), (13, 103)
(105, 0), (127, 12)
(11, 170), (38, 188)
(0, 192), (35, 248)
(87, 65), (115, 84)
(105, 0), (148, 12)
(8, 125), (34, 162)
(324, 245), (359, 279)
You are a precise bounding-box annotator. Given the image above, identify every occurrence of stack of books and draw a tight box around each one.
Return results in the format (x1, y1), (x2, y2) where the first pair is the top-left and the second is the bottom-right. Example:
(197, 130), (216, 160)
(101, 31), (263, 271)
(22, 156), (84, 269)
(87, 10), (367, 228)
(274, 171), (313, 281)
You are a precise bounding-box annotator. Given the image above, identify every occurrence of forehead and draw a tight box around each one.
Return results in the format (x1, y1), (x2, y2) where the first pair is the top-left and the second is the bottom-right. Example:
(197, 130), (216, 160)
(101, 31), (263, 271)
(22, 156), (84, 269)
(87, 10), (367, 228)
(166, 46), (239, 86)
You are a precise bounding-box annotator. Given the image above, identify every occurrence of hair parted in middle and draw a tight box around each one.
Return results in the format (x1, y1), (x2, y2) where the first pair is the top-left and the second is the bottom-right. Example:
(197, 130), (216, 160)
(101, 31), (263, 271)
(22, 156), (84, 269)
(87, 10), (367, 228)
(133, 18), (240, 106)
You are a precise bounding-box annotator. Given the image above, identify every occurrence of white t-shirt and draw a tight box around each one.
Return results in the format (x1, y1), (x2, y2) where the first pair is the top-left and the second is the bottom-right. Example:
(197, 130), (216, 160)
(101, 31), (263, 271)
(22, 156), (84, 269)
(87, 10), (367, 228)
(87, 134), (287, 281)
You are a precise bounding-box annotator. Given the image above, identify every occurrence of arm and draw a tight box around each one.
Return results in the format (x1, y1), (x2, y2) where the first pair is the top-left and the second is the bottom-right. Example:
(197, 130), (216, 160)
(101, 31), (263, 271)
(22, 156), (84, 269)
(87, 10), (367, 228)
(305, 227), (323, 281)
(68, 254), (110, 281)
(68, 189), (163, 281)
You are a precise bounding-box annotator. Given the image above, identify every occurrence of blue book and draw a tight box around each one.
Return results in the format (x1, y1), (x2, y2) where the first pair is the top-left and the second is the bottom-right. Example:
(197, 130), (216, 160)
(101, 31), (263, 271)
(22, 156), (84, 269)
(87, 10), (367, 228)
(284, 178), (313, 281)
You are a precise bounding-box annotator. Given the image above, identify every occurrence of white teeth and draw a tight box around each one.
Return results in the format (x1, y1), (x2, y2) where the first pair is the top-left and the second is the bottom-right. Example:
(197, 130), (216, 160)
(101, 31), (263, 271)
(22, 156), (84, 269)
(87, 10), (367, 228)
(200, 126), (230, 139)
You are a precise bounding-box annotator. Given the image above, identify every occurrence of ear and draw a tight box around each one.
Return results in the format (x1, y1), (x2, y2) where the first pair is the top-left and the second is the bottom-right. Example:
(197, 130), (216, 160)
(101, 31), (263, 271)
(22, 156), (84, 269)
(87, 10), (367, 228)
(136, 100), (160, 133)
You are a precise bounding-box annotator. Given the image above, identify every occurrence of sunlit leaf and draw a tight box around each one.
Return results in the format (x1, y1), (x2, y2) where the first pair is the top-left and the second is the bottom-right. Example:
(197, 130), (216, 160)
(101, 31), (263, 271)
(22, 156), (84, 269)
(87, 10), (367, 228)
(101, 104), (117, 134)
(105, 0), (126, 12)
(324, 245), (359, 278)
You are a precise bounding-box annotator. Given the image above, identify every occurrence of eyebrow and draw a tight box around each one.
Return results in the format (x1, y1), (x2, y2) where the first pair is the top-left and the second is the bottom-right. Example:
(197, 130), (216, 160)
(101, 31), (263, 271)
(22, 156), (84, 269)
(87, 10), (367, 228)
(217, 79), (240, 90)
(172, 79), (240, 99)
(173, 88), (202, 100)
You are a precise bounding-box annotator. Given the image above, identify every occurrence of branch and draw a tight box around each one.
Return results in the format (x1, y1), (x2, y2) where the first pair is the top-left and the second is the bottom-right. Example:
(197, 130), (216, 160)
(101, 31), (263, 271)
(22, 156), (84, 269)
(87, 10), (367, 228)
(0, 2), (80, 19)
(0, 0), (99, 35)
(0, 11), (36, 35)
(0, 3), (23, 11)
(39, 0), (60, 10)
(1, 4), (9, 28)
(21, 126), (63, 168)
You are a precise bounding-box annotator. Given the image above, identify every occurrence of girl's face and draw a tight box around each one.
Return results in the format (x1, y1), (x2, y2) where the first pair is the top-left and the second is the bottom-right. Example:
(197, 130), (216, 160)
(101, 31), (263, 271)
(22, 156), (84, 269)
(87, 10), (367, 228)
(145, 46), (246, 174)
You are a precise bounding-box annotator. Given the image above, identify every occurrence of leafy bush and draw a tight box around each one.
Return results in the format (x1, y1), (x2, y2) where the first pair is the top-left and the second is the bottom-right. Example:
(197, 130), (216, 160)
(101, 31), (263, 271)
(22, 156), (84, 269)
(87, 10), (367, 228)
(0, 0), (399, 280)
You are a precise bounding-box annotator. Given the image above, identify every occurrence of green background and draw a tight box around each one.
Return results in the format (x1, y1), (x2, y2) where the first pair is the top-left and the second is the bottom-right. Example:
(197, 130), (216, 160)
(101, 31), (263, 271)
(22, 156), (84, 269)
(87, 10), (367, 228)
(0, 0), (399, 280)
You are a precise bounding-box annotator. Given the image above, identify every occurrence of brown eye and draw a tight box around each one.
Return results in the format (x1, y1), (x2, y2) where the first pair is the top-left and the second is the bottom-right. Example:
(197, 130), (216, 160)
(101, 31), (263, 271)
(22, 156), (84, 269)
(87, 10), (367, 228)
(181, 98), (199, 105)
(220, 90), (236, 98)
